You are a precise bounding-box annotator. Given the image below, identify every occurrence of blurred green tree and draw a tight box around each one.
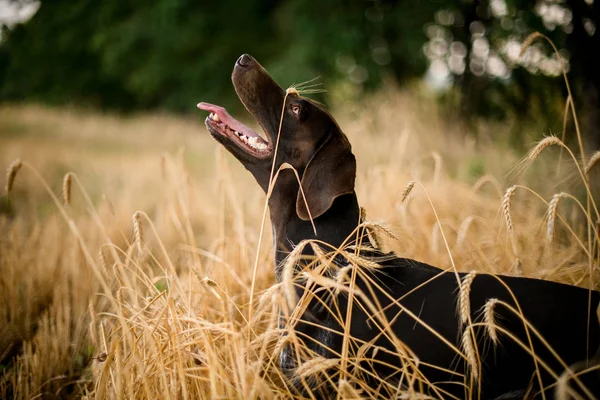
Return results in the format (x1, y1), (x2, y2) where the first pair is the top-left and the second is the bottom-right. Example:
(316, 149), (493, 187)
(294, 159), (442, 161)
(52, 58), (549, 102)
(0, 1), (439, 113)
(0, 0), (598, 146)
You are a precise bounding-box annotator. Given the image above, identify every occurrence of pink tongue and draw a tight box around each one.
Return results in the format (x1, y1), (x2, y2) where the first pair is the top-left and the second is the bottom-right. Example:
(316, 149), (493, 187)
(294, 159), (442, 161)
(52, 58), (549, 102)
(197, 102), (261, 138)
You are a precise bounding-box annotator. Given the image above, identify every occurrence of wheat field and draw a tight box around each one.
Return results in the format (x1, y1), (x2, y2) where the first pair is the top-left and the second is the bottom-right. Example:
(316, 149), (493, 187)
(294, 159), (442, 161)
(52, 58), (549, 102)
(0, 83), (599, 399)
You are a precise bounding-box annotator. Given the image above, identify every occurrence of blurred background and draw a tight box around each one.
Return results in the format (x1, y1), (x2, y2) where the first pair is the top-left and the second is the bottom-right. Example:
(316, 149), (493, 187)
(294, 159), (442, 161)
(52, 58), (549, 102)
(1, 0), (599, 148)
(1, 2), (600, 398)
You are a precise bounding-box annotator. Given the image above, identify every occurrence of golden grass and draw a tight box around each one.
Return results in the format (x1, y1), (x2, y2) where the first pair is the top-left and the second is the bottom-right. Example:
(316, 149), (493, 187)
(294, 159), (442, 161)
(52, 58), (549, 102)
(0, 81), (599, 398)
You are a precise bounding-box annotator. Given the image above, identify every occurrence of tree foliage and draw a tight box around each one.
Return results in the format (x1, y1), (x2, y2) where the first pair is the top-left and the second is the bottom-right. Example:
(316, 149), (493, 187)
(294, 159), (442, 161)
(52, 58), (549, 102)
(0, 0), (599, 145)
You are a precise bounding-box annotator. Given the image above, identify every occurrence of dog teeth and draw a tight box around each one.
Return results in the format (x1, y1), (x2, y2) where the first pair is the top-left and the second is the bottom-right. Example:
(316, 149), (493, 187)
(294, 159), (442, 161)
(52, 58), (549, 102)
(211, 113), (220, 122)
(246, 136), (268, 151)
(232, 130), (268, 152)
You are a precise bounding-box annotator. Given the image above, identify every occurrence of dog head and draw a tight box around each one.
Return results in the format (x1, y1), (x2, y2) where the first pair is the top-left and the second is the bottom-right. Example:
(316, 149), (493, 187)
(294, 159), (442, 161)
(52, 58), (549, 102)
(199, 54), (356, 221)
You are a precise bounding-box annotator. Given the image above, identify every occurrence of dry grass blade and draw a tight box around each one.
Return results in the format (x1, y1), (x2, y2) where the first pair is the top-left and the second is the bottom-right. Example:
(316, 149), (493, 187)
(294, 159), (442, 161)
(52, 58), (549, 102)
(4, 86), (600, 399)
(62, 173), (72, 205)
(5, 159), (22, 195)
(132, 211), (144, 254)
(338, 379), (362, 399)
(555, 369), (569, 400)
(335, 265), (353, 295)
(483, 298), (500, 345)
(584, 151), (600, 174)
(400, 180), (416, 203)
(546, 193), (568, 244)
(460, 271), (477, 325)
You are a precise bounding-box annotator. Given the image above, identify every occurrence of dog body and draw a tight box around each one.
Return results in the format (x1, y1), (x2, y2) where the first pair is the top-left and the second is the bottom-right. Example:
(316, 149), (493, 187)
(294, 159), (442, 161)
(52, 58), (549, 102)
(199, 54), (600, 399)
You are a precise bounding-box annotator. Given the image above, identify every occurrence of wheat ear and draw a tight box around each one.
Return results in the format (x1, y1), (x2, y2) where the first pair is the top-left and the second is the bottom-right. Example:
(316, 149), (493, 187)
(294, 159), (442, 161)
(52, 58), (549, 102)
(461, 327), (479, 379)
(546, 193), (567, 244)
(519, 32), (544, 57)
(400, 180), (416, 203)
(584, 151), (600, 174)
(483, 298), (500, 345)
(502, 186), (517, 234)
(5, 159), (22, 195)
(62, 173), (73, 205)
(460, 271), (477, 325)
(526, 136), (563, 163)
(132, 211), (144, 254)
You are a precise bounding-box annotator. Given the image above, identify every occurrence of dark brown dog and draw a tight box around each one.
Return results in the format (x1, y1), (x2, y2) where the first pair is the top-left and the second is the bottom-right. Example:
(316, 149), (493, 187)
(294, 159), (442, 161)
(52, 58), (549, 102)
(199, 54), (600, 399)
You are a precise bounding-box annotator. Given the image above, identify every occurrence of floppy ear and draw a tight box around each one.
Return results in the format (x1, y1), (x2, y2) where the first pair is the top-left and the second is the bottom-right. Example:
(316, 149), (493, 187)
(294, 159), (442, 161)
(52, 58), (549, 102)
(296, 133), (356, 221)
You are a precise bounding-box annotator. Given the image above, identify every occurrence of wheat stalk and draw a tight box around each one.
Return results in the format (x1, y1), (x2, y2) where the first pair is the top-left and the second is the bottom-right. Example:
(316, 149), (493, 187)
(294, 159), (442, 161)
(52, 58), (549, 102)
(461, 327), (479, 379)
(527, 136), (563, 163)
(502, 186), (517, 234)
(584, 151), (600, 174)
(519, 32), (544, 57)
(343, 251), (382, 271)
(338, 379), (362, 399)
(98, 249), (107, 270)
(5, 159), (22, 195)
(62, 173), (73, 205)
(201, 277), (222, 299)
(295, 357), (338, 378)
(400, 180), (416, 203)
(483, 298), (500, 345)
(132, 211), (144, 254)
(258, 283), (281, 309)
(546, 193), (568, 244)
(459, 271), (477, 325)
(282, 242), (308, 310)
(555, 370), (569, 400)
(359, 221), (399, 241)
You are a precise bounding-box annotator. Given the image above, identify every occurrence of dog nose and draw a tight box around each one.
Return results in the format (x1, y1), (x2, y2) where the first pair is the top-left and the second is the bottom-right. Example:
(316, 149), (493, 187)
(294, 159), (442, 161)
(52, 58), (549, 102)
(236, 54), (253, 67)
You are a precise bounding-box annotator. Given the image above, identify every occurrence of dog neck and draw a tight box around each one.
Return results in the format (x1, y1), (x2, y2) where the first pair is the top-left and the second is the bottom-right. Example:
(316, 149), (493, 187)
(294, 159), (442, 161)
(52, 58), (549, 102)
(267, 170), (362, 280)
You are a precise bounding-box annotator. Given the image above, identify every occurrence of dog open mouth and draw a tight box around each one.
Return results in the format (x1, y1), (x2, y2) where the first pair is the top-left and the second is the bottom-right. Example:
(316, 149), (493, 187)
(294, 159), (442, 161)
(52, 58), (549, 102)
(197, 102), (272, 157)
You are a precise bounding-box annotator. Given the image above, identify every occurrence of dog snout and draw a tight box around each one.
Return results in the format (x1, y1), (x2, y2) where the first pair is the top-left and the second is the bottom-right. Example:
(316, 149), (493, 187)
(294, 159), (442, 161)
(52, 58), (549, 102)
(236, 54), (254, 68)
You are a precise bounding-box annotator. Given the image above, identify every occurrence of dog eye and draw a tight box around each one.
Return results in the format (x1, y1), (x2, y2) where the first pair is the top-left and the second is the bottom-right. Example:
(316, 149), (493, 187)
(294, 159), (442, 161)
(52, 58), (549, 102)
(291, 104), (301, 115)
